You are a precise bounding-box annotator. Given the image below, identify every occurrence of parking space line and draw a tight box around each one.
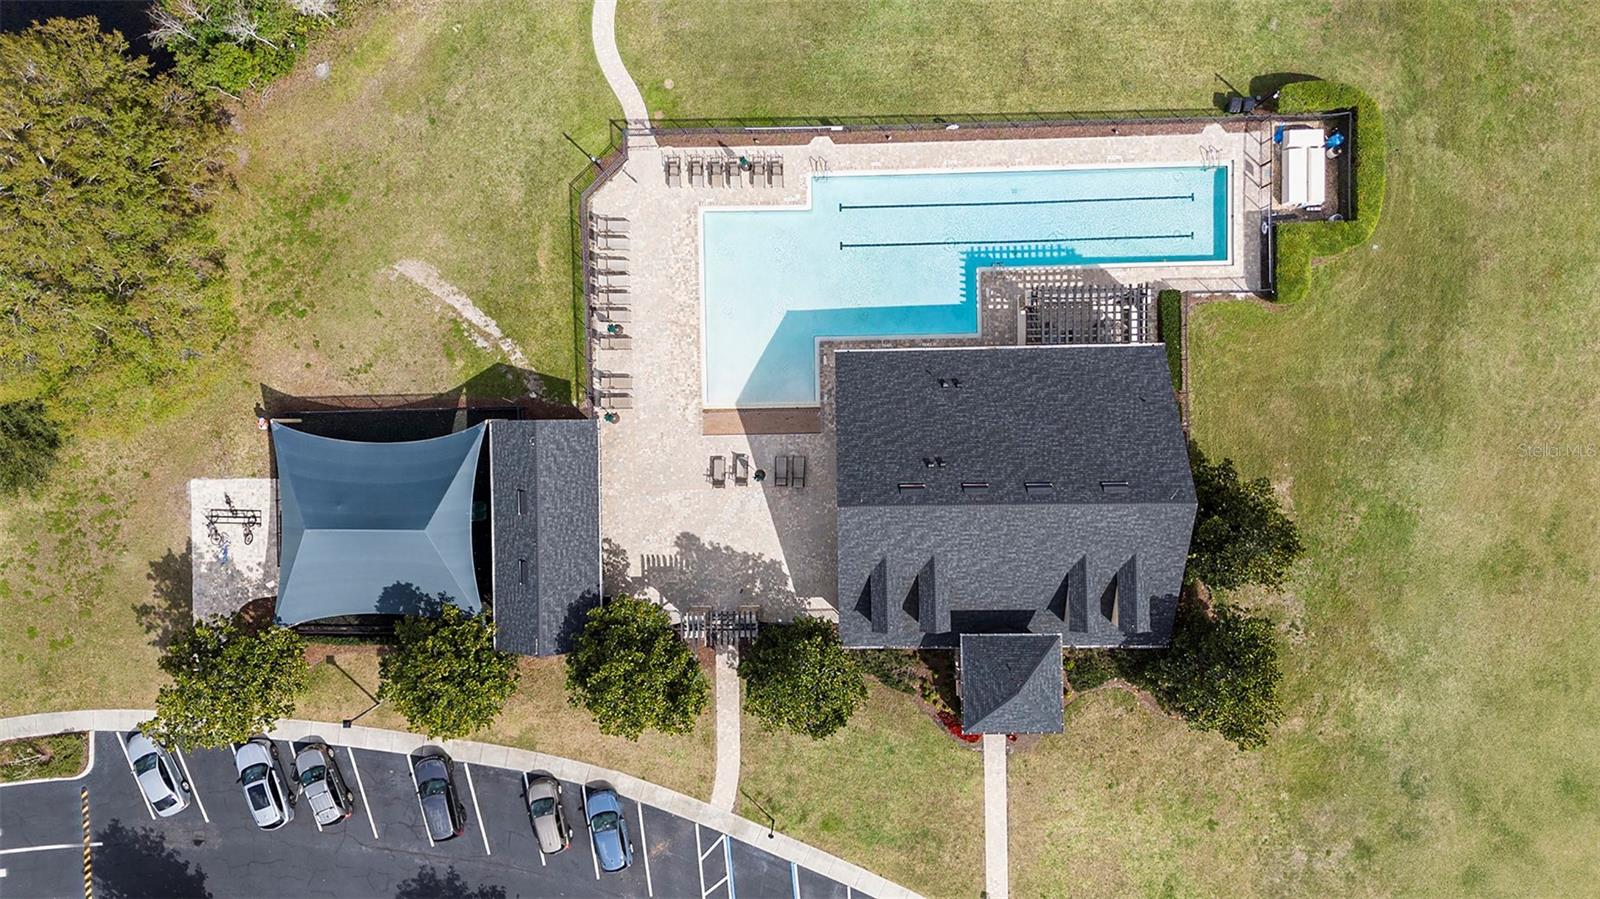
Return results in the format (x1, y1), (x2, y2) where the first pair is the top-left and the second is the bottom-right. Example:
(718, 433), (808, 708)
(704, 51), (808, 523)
(695, 824), (707, 898)
(344, 748), (379, 840)
(407, 756), (434, 848)
(0, 843), (104, 855)
(790, 861), (800, 899)
(636, 801), (653, 897)
(171, 748), (209, 824)
(724, 836), (737, 899)
(114, 733), (156, 820)
(584, 785), (599, 880)
(463, 764), (491, 856)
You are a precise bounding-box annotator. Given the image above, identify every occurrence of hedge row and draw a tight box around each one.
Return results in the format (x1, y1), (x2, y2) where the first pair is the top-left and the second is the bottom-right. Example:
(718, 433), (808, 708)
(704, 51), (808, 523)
(1157, 289), (1183, 392)
(1273, 80), (1386, 304)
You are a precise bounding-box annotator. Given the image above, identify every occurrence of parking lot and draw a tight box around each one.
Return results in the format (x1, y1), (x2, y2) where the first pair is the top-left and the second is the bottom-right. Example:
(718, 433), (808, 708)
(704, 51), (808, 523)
(0, 732), (866, 898)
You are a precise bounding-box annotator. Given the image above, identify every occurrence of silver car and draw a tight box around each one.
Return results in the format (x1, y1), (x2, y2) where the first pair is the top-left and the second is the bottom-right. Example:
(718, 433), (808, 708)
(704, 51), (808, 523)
(234, 737), (294, 830)
(525, 775), (570, 854)
(294, 742), (354, 826)
(125, 731), (190, 818)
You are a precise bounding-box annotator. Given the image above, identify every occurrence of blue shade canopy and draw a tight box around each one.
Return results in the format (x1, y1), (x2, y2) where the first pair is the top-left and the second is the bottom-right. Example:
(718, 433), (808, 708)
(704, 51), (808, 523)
(272, 422), (486, 625)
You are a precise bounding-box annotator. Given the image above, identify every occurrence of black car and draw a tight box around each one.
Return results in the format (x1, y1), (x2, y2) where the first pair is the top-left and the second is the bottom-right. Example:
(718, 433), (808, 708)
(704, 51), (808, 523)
(413, 752), (466, 842)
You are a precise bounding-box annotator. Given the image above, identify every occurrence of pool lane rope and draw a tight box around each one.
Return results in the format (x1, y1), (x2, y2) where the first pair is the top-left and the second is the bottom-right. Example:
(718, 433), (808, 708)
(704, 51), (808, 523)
(839, 232), (1194, 250)
(838, 192), (1194, 211)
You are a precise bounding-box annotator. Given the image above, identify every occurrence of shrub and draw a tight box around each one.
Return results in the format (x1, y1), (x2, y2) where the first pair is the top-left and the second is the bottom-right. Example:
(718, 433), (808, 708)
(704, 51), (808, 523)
(1142, 598), (1283, 749)
(0, 400), (62, 495)
(0, 18), (230, 405)
(1188, 440), (1303, 591)
(146, 617), (308, 748)
(855, 649), (921, 694)
(1157, 289), (1183, 392)
(149, 0), (338, 95)
(1273, 80), (1386, 304)
(740, 618), (868, 739)
(565, 596), (709, 740)
(1062, 649), (1119, 692)
(378, 604), (520, 740)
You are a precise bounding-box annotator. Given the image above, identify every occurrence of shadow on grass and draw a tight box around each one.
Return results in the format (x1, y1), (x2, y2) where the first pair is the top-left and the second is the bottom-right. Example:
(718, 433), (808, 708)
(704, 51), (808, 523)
(136, 542), (192, 649)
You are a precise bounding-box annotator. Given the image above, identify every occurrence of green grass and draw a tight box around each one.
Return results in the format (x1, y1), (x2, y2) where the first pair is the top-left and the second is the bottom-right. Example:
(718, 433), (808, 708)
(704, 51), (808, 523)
(0, 732), (88, 783)
(622, 0), (1600, 894)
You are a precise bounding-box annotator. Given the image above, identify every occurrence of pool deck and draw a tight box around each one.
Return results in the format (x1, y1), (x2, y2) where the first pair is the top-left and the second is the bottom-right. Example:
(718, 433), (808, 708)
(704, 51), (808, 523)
(587, 124), (1269, 619)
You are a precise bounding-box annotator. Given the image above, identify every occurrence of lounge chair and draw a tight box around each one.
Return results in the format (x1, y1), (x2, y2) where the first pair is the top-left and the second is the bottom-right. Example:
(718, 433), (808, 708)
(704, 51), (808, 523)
(773, 454), (789, 487)
(707, 157), (724, 185)
(723, 159), (739, 187)
(710, 455), (727, 487)
(664, 155), (682, 187)
(769, 157), (784, 187)
(596, 305), (631, 323)
(599, 370), (632, 390)
(597, 332), (631, 351)
(749, 157), (768, 185)
(790, 454), (807, 487)
(688, 156), (704, 186)
(600, 391), (633, 410)
(733, 453), (750, 486)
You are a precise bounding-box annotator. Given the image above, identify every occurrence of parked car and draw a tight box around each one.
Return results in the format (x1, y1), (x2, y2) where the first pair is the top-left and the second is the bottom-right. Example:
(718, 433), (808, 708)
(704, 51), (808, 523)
(294, 742), (354, 826)
(584, 787), (634, 873)
(125, 731), (190, 818)
(525, 775), (571, 854)
(413, 752), (466, 842)
(234, 737), (294, 830)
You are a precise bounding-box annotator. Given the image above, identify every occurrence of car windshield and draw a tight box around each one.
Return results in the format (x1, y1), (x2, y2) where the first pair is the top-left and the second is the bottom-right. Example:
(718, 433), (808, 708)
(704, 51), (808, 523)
(530, 797), (556, 816)
(241, 762), (269, 783)
(421, 778), (449, 797)
(247, 784), (272, 811)
(134, 753), (160, 775)
(299, 765), (326, 787)
(591, 810), (619, 833)
(153, 795), (177, 812)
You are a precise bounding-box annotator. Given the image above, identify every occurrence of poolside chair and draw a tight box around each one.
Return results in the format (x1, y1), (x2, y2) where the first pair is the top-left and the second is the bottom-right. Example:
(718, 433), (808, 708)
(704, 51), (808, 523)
(595, 305), (631, 324)
(600, 371), (632, 391)
(749, 157), (768, 186)
(732, 453), (750, 486)
(790, 454), (807, 488)
(773, 454), (790, 487)
(600, 391), (633, 410)
(710, 455), (727, 487)
(769, 157), (784, 187)
(597, 332), (631, 351)
(688, 156), (705, 186)
(723, 159), (739, 188)
(707, 157), (725, 185)
(664, 155), (682, 187)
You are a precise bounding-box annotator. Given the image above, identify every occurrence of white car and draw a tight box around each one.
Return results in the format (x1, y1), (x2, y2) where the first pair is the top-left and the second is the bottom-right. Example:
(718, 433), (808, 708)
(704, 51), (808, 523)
(125, 731), (190, 818)
(234, 737), (294, 830)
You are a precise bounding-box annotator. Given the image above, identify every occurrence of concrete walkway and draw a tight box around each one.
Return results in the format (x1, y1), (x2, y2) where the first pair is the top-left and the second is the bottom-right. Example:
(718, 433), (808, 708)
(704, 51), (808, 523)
(0, 709), (920, 899)
(983, 734), (1010, 899)
(591, 0), (650, 129)
(709, 645), (741, 811)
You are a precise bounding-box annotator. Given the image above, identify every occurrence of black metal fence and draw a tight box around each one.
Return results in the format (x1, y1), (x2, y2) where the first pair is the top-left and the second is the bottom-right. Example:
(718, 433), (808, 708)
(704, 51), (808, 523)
(566, 120), (630, 411)
(631, 108), (1230, 135)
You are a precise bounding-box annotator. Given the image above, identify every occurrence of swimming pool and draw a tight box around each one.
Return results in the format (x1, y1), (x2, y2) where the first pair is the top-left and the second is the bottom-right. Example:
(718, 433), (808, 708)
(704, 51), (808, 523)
(700, 164), (1229, 407)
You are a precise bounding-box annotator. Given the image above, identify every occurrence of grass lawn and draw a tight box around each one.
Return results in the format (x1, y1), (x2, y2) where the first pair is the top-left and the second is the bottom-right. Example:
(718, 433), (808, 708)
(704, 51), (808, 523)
(622, 0), (1600, 895)
(0, 732), (89, 783)
(0, 0), (715, 799)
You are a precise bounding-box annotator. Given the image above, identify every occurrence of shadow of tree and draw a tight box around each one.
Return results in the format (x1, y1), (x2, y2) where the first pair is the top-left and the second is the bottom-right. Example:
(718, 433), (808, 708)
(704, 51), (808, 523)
(93, 818), (211, 899)
(136, 542), (193, 650)
(619, 532), (804, 620)
(375, 582), (450, 617)
(393, 864), (506, 899)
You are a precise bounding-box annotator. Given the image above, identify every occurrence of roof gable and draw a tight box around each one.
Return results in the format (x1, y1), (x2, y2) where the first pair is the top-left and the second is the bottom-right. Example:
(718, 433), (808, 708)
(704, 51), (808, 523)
(960, 633), (1064, 733)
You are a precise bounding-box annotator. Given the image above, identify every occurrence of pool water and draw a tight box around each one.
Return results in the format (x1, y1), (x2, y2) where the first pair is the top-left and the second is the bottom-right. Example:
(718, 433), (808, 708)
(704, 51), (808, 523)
(700, 164), (1228, 407)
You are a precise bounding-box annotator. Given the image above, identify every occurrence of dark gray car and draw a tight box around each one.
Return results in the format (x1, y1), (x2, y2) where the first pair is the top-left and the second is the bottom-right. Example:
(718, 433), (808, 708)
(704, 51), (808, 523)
(413, 752), (465, 842)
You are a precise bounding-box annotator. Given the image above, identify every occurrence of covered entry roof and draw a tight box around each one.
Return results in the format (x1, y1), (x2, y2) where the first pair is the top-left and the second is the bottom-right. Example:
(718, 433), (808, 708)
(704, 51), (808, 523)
(272, 422), (486, 625)
(960, 633), (1065, 734)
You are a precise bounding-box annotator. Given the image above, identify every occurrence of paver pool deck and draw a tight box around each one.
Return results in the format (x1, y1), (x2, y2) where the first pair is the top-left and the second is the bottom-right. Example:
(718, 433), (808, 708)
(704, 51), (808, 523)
(588, 126), (1268, 618)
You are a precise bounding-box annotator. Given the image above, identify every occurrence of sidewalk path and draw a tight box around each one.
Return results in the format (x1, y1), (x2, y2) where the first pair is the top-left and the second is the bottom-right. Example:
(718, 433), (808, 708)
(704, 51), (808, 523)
(709, 645), (741, 811)
(591, 0), (650, 129)
(983, 733), (1010, 899)
(0, 709), (920, 899)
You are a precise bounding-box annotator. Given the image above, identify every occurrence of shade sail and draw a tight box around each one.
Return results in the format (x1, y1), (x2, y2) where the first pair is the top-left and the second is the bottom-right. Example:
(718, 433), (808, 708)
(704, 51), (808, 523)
(272, 422), (485, 625)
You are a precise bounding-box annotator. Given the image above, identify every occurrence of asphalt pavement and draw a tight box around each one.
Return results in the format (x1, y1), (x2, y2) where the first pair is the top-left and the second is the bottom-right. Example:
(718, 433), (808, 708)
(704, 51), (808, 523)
(0, 732), (869, 899)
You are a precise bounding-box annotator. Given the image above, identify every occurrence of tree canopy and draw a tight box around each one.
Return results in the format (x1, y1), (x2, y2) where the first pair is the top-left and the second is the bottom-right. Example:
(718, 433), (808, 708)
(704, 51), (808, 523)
(149, 0), (337, 94)
(378, 603), (520, 740)
(0, 399), (61, 494)
(565, 596), (708, 740)
(145, 618), (308, 748)
(1187, 441), (1303, 591)
(1143, 598), (1283, 749)
(0, 17), (229, 404)
(739, 617), (867, 739)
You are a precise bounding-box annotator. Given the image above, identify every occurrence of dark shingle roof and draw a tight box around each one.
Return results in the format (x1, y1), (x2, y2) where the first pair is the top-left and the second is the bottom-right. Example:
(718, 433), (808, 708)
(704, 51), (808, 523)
(488, 419), (601, 655)
(960, 634), (1064, 734)
(833, 345), (1195, 650)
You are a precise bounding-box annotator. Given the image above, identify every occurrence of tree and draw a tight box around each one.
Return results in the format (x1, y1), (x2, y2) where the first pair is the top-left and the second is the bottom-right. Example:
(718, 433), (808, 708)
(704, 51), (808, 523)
(1187, 441), (1303, 591)
(148, 0), (335, 94)
(739, 617), (866, 739)
(145, 617), (307, 748)
(565, 596), (708, 740)
(0, 18), (229, 403)
(0, 400), (62, 494)
(378, 604), (520, 740)
(1143, 598), (1282, 749)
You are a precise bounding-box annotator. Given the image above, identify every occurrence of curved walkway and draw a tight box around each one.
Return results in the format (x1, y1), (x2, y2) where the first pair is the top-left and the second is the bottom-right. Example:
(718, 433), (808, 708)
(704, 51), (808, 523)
(0, 709), (920, 899)
(591, 0), (650, 129)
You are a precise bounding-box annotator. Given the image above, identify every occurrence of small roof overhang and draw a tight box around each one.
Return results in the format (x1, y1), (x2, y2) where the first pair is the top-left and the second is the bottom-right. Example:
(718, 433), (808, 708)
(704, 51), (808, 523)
(959, 633), (1065, 734)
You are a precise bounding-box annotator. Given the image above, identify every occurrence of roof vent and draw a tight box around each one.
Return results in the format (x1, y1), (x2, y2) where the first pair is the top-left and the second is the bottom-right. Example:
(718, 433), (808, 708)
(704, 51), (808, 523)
(1100, 480), (1131, 495)
(1024, 481), (1055, 494)
(936, 377), (962, 389)
(961, 482), (990, 493)
(934, 456), (948, 468)
(897, 482), (927, 492)
(923, 457), (936, 468)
